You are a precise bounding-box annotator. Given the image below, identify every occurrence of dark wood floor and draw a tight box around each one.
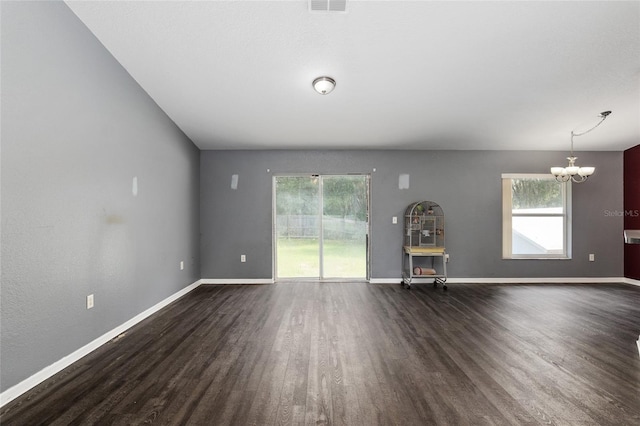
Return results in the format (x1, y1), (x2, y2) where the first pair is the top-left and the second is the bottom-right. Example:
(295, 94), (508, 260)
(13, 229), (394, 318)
(2, 282), (640, 425)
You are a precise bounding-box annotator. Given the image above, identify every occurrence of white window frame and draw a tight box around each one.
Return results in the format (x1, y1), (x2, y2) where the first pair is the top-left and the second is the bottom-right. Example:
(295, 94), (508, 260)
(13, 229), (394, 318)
(502, 173), (571, 259)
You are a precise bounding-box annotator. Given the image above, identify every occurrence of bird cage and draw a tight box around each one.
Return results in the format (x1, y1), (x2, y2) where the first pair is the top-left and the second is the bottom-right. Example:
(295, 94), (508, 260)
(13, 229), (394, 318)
(402, 201), (447, 290)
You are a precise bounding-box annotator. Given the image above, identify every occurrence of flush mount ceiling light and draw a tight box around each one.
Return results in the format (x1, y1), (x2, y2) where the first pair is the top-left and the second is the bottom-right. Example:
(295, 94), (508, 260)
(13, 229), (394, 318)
(313, 76), (336, 95)
(550, 111), (612, 183)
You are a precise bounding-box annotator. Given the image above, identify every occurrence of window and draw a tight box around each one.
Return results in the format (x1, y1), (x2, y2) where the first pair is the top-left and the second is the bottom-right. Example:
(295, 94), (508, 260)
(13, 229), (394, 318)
(502, 174), (571, 259)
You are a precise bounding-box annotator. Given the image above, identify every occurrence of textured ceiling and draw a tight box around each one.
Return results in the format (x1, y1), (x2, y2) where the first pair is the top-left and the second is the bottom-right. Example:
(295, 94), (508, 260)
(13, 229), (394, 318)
(66, 0), (640, 151)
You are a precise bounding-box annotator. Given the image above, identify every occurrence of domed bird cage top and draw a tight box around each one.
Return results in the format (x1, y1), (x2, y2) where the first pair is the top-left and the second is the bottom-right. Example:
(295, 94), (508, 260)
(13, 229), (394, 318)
(404, 201), (445, 250)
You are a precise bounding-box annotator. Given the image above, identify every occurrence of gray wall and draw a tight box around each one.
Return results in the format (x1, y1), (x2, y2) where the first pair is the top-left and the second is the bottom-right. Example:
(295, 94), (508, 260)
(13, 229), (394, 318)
(200, 150), (623, 279)
(1, 2), (200, 392)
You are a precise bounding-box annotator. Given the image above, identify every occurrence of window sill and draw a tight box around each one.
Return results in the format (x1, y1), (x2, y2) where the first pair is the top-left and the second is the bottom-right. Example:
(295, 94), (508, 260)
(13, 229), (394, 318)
(503, 256), (571, 260)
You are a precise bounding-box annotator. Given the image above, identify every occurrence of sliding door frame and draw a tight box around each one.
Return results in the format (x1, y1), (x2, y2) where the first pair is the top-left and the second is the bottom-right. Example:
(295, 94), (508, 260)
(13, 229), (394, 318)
(272, 173), (371, 282)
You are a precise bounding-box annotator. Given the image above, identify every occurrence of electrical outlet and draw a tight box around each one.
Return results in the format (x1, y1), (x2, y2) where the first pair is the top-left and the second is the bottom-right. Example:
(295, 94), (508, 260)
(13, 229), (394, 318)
(241, 254), (246, 263)
(87, 294), (94, 309)
(589, 253), (595, 262)
(445, 253), (450, 263)
(392, 216), (398, 224)
(180, 260), (184, 270)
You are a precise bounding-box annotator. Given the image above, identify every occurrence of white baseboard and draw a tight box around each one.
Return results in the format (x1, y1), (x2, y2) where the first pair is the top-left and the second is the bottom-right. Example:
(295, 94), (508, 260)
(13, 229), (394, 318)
(0, 280), (202, 408)
(200, 278), (274, 284)
(201, 277), (635, 286)
(367, 278), (427, 285)
(624, 277), (640, 287)
(446, 277), (626, 284)
(369, 277), (629, 284)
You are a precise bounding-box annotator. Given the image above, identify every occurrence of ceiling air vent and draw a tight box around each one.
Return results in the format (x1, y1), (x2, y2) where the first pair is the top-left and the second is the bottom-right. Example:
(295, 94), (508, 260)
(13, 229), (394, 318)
(310, 0), (347, 13)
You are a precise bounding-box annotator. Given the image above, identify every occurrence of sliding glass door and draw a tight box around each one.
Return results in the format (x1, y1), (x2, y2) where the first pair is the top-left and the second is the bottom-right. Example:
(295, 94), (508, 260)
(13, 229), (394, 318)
(274, 175), (369, 280)
(321, 176), (368, 278)
(275, 176), (320, 278)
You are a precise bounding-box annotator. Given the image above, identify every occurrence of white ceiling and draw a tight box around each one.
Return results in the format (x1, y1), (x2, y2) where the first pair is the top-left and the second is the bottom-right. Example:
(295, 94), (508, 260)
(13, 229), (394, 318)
(66, 0), (640, 151)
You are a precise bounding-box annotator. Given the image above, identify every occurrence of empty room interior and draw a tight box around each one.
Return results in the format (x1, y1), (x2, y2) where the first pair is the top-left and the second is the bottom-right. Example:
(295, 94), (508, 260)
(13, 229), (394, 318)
(2, 1), (640, 425)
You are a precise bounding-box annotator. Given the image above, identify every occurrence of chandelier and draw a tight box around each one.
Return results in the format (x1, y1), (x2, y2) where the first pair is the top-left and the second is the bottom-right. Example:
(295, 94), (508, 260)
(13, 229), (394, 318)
(550, 111), (611, 183)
